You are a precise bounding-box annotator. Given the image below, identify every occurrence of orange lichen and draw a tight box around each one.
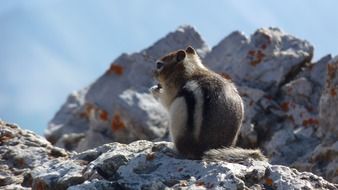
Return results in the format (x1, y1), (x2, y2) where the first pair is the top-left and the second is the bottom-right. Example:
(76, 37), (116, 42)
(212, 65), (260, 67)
(146, 153), (156, 161)
(99, 110), (109, 121)
(111, 113), (125, 132)
(280, 102), (290, 112)
(0, 132), (14, 142)
(248, 50), (256, 56)
(265, 178), (273, 186)
(107, 64), (124, 76)
(302, 118), (319, 127)
(261, 44), (267, 49)
(327, 64), (337, 81)
(195, 181), (205, 187)
(330, 88), (337, 97)
(248, 50), (265, 66)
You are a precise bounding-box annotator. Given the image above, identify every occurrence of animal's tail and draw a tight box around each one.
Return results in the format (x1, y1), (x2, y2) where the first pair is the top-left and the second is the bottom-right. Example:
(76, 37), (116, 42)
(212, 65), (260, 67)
(203, 147), (268, 162)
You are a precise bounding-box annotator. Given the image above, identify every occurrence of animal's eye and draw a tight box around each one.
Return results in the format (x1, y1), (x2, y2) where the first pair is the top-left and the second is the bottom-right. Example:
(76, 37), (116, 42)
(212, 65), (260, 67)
(156, 62), (164, 70)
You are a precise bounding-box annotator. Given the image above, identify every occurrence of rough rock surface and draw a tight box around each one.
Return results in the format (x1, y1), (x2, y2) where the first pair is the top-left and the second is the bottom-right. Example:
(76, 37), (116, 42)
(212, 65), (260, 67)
(45, 25), (338, 183)
(0, 121), (70, 189)
(204, 28), (313, 91)
(1, 121), (337, 190)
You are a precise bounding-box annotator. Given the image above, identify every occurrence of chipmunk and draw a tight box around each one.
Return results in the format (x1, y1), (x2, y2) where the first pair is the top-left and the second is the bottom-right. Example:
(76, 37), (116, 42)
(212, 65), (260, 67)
(149, 46), (266, 162)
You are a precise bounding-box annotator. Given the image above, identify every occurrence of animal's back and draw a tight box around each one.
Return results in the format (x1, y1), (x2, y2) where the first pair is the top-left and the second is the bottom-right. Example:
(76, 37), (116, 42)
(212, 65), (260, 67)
(174, 72), (244, 158)
(198, 74), (244, 151)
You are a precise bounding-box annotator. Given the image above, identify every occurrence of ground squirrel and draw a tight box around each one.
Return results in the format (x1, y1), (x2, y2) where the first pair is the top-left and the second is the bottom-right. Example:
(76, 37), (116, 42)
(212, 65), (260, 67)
(150, 46), (266, 162)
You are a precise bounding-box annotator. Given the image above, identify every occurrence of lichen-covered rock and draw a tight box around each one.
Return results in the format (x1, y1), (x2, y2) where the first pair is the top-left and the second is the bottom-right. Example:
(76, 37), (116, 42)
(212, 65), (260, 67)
(319, 55), (338, 138)
(0, 120), (69, 189)
(204, 28), (314, 91)
(33, 140), (337, 190)
(2, 121), (337, 189)
(46, 25), (209, 152)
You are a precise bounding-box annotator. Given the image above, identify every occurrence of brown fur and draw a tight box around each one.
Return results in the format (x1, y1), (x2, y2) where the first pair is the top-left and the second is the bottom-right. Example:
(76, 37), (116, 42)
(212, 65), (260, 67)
(152, 46), (266, 161)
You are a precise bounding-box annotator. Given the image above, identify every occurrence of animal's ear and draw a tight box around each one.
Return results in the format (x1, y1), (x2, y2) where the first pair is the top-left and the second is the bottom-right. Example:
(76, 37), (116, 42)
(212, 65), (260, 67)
(176, 50), (186, 62)
(186, 46), (196, 54)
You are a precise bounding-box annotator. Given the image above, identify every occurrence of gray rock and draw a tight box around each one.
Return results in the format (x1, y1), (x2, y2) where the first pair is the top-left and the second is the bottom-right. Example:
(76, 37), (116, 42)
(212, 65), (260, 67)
(0, 120), (70, 189)
(237, 86), (267, 146)
(31, 159), (86, 190)
(204, 28), (313, 91)
(45, 89), (89, 145)
(1, 121), (337, 189)
(319, 55), (338, 138)
(263, 54), (338, 184)
(32, 140), (338, 190)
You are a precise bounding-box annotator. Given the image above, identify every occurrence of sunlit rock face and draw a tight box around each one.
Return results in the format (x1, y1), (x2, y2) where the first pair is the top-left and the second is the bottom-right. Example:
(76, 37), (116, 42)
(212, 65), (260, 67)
(1, 121), (337, 189)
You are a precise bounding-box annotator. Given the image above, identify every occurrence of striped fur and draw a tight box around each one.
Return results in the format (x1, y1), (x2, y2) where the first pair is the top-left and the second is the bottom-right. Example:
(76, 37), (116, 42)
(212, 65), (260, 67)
(151, 46), (266, 162)
(184, 81), (204, 141)
(169, 97), (187, 142)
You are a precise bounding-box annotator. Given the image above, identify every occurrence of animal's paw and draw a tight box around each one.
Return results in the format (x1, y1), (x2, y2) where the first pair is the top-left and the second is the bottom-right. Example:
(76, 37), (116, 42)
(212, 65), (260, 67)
(149, 84), (162, 99)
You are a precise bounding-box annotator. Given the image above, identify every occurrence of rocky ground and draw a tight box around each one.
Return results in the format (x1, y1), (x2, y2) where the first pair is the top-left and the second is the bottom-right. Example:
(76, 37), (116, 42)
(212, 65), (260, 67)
(1, 121), (337, 189)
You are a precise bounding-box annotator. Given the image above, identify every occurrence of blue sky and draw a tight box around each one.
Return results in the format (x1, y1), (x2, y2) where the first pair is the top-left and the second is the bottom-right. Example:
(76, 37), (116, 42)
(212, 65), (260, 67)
(1, 0), (338, 135)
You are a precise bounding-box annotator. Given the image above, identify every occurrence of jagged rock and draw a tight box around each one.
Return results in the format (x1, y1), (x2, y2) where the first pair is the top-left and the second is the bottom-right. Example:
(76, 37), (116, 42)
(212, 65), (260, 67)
(0, 120), (70, 189)
(3, 121), (337, 189)
(307, 55), (338, 183)
(46, 25), (209, 152)
(258, 58), (329, 181)
(258, 55), (338, 183)
(204, 28), (314, 91)
(237, 86), (269, 146)
(45, 89), (89, 145)
(319, 55), (338, 138)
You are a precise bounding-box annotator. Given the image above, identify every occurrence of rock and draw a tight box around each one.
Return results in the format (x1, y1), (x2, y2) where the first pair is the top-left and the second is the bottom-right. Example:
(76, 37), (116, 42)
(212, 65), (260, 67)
(319, 55), (338, 138)
(204, 28), (313, 91)
(258, 56), (333, 178)
(45, 89), (89, 145)
(2, 121), (338, 189)
(236, 86), (268, 146)
(46, 25), (209, 152)
(0, 120), (70, 189)
(31, 159), (86, 190)
(305, 55), (338, 183)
